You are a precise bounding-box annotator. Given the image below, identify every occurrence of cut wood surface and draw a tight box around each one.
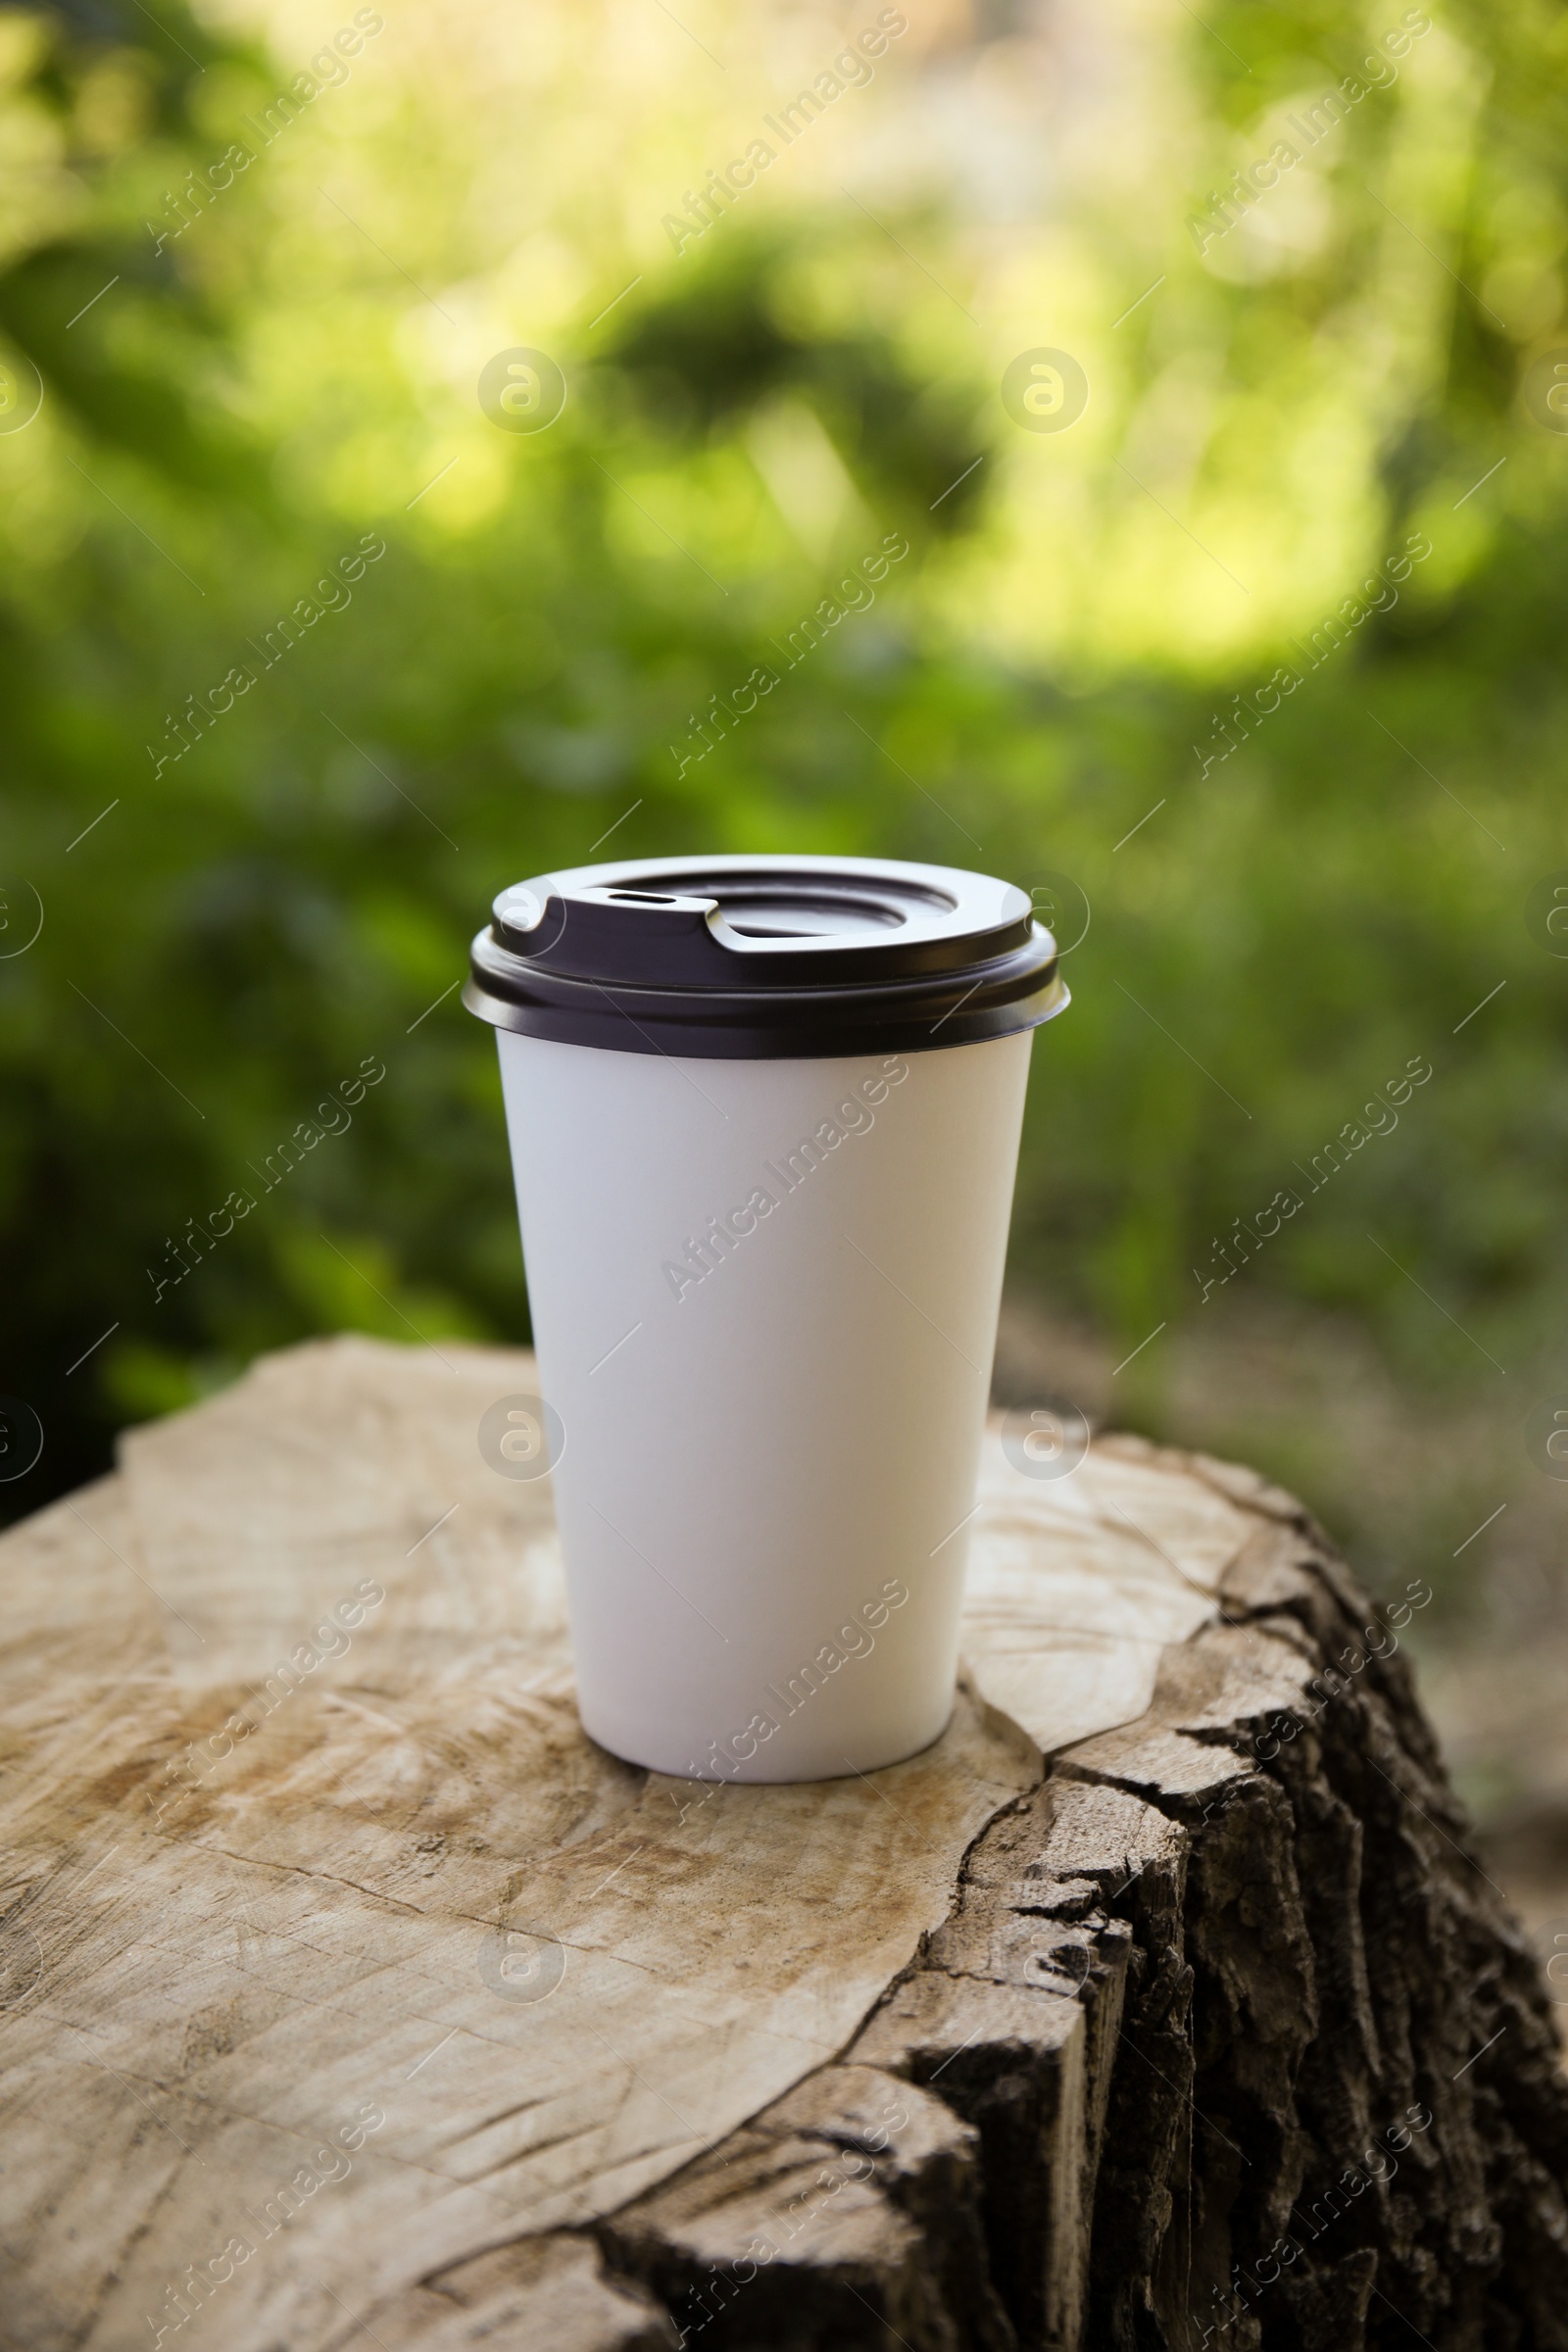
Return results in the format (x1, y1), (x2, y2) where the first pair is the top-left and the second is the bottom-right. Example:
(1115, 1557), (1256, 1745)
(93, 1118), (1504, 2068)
(0, 1336), (1564, 2352)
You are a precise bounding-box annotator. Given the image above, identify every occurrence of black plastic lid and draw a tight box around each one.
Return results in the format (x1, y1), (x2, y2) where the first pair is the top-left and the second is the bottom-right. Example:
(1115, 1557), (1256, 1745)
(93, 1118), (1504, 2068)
(463, 854), (1068, 1059)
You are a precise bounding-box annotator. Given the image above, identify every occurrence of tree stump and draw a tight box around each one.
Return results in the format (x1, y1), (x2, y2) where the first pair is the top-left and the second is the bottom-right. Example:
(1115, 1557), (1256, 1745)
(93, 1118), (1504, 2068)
(1, 1337), (1563, 2352)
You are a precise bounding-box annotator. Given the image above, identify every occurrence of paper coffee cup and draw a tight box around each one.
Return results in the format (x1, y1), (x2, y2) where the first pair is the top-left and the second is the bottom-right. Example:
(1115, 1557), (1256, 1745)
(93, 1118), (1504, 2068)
(465, 855), (1067, 1780)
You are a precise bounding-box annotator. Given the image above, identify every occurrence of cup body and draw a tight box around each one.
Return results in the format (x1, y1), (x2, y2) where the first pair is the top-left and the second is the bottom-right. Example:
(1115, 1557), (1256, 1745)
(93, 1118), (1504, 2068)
(496, 1027), (1032, 1779)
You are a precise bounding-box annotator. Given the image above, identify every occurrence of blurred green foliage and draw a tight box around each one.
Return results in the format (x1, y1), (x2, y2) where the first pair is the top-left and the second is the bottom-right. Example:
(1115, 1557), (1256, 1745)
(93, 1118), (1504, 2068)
(0, 0), (1565, 1571)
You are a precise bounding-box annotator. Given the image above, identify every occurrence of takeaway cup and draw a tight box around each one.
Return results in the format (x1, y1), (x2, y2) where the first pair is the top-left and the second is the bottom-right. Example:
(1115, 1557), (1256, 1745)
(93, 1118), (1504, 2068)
(465, 855), (1067, 1781)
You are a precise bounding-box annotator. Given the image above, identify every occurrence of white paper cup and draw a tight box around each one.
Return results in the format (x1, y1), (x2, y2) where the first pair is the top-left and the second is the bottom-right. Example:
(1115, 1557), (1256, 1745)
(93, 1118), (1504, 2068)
(466, 855), (1067, 1780)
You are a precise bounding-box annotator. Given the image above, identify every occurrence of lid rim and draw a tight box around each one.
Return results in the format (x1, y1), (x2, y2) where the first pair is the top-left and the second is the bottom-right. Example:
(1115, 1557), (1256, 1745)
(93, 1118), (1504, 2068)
(463, 967), (1069, 1059)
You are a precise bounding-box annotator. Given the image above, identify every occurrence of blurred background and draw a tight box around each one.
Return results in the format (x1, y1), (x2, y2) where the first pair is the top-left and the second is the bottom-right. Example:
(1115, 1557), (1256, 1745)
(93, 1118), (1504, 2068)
(0, 0), (1564, 1959)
